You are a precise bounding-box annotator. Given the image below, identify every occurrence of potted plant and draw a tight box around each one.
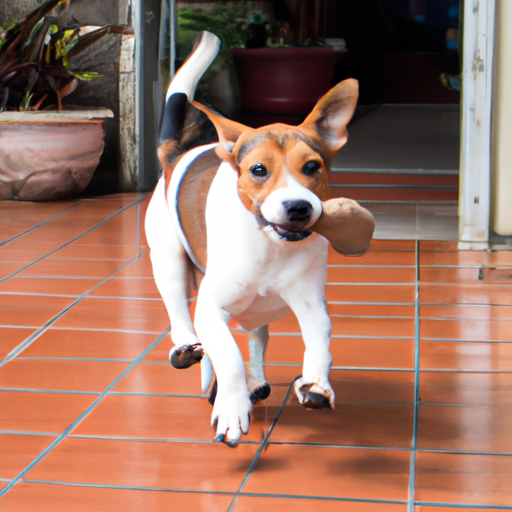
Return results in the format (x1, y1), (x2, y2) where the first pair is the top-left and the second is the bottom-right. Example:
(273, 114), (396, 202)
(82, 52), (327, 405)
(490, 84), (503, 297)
(0, 0), (133, 201)
(177, 0), (340, 127)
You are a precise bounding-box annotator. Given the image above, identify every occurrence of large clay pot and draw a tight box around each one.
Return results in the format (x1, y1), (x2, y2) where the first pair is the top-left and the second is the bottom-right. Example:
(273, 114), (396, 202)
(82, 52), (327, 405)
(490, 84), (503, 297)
(0, 108), (113, 201)
(231, 47), (339, 125)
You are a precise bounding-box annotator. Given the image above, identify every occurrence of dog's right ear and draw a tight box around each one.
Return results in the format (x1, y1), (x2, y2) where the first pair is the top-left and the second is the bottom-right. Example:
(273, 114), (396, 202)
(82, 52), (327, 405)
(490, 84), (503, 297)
(191, 101), (250, 166)
(300, 79), (359, 156)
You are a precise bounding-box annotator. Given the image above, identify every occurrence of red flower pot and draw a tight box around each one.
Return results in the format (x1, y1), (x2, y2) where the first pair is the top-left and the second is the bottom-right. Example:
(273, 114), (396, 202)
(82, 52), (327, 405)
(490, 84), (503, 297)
(231, 47), (339, 125)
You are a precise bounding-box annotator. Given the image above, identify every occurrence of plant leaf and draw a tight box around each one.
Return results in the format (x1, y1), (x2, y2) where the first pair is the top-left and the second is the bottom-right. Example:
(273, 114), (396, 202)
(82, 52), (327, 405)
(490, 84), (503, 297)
(66, 25), (134, 59)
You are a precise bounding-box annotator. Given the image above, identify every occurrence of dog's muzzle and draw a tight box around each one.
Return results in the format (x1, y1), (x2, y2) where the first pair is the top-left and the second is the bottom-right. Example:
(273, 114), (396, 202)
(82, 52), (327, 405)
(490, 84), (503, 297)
(257, 199), (314, 242)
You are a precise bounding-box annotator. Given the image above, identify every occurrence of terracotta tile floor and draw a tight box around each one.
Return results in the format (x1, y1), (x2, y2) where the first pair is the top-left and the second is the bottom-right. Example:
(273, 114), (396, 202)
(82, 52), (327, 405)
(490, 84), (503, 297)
(1, 194), (512, 511)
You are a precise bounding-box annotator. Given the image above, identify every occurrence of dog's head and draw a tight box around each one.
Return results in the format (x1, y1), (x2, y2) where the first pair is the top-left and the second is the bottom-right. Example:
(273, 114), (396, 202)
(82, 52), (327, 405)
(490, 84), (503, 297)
(193, 79), (358, 243)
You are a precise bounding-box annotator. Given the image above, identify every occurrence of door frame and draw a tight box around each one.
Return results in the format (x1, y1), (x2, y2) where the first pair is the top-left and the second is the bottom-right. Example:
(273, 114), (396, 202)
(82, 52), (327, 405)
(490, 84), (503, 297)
(459, 0), (496, 245)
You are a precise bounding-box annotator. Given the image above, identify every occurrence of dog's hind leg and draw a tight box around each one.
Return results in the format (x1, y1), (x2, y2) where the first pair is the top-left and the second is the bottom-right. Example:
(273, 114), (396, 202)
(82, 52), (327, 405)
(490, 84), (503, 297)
(145, 179), (203, 369)
(247, 325), (271, 403)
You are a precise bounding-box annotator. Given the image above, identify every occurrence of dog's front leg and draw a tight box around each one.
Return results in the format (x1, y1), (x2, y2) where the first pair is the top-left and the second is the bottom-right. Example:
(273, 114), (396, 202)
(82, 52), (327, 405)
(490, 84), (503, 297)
(194, 288), (252, 447)
(284, 291), (335, 410)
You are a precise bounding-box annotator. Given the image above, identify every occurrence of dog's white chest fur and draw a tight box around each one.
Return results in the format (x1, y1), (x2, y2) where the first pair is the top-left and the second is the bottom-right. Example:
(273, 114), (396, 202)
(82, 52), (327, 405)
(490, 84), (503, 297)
(199, 160), (329, 330)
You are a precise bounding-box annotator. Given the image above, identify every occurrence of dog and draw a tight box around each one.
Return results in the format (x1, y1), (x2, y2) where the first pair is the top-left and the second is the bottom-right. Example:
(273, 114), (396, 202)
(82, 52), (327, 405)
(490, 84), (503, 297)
(145, 32), (375, 447)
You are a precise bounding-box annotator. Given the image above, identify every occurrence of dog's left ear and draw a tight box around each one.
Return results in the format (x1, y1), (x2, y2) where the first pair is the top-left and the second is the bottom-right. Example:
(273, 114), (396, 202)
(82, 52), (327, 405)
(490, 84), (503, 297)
(301, 79), (359, 155)
(191, 101), (250, 165)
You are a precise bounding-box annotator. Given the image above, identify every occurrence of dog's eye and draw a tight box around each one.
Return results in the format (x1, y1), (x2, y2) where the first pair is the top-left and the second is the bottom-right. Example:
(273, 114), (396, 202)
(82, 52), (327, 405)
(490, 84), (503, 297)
(250, 163), (269, 178)
(302, 161), (321, 176)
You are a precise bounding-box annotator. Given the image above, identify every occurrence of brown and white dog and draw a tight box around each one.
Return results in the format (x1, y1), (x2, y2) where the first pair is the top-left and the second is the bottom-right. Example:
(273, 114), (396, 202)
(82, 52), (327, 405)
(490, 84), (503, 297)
(145, 32), (375, 447)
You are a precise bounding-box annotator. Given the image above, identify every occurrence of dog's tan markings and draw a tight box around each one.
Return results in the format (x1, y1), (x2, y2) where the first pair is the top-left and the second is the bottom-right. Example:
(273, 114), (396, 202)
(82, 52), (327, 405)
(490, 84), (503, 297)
(157, 140), (178, 169)
(290, 132), (328, 166)
(177, 148), (221, 271)
(236, 132), (278, 165)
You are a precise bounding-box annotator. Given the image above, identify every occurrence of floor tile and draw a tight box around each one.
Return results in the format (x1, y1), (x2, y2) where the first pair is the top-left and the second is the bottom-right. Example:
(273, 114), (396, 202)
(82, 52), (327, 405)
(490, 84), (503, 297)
(270, 312), (415, 337)
(419, 372), (512, 406)
(90, 277), (160, 299)
(17, 259), (127, 279)
(420, 267), (489, 283)
(326, 370), (415, 404)
(0, 359), (129, 393)
(420, 318), (512, 341)
(242, 444), (410, 501)
(0, 392), (96, 434)
(0, 483), (234, 512)
(0, 434), (55, 479)
(420, 241), (512, 267)
(0, 328), (36, 360)
(72, 394), (271, 444)
(265, 335), (415, 369)
(327, 266), (416, 284)
(420, 305), (512, 320)
(111, 361), (204, 396)
(51, 298), (169, 332)
(415, 451), (512, 506)
(22, 329), (157, 360)
(328, 242), (416, 266)
(233, 496), (407, 512)
(50, 243), (142, 261)
(325, 284), (416, 304)
(420, 340), (512, 371)
(0, 263), (24, 280)
(420, 284), (512, 306)
(114, 253), (154, 278)
(270, 401), (413, 447)
(0, 295), (76, 327)
(417, 404), (512, 454)
(24, 437), (256, 491)
(0, 201), (78, 241)
(0, 277), (100, 296)
(328, 303), (416, 317)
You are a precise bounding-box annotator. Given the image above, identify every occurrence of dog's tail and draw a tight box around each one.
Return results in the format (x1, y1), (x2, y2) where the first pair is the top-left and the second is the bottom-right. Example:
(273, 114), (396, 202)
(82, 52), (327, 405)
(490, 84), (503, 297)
(157, 31), (221, 170)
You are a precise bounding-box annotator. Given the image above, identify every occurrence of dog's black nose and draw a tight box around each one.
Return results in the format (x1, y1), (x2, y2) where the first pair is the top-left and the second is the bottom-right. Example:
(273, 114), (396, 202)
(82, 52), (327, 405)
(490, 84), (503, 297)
(283, 200), (313, 222)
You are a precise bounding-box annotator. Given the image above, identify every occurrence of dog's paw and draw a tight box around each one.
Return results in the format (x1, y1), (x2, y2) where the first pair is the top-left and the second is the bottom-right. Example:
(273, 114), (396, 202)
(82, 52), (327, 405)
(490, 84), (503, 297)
(294, 377), (335, 410)
(169, 343), (203, 369)
(211, 390), (252, 448)
(250, 383), (271, 404)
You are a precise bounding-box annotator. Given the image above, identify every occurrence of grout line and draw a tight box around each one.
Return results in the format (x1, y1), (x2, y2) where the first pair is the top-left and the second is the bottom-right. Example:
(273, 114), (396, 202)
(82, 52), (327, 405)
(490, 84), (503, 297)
(107, 392), (206, 399)
(421, 338), (512, 344)
(0, 431), (59, 437)
(227, 379), (297, 511)
(66, 435), (255, 445)
(17, 480), (410, 506)
(0, 251), (149, 368)
(419, 369), (512, 374)
(326, 301), (415, 306)
(0, 203), (85, 248)
(0, 327), (170, 499)
(0, 388), (101, 396)
(269, 332), (414, 340)
(414, 501), (512, 510)
(408, 239), (421, 512)
(0, 195), (147, 285)
(17, 357), (134, 363)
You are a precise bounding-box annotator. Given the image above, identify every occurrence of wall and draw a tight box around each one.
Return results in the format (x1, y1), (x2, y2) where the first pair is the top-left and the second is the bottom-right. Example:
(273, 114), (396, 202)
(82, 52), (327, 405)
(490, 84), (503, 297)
(491, 0), (512, 236)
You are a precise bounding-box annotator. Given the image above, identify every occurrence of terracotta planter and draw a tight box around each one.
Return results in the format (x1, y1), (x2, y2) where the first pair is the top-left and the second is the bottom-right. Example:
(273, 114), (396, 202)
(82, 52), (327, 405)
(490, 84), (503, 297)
(0, 108), (113, 201)
(231, 47), (339, 125)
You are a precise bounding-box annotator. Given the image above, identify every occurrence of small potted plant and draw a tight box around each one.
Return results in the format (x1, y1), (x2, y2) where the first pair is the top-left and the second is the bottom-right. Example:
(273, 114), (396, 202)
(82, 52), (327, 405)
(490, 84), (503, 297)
(0, 0), (133, 201)
(177, 0), (340, 127)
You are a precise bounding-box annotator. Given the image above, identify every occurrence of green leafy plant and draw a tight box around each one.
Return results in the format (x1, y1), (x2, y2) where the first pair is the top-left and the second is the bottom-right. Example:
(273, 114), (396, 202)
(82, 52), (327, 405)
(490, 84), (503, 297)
(177, 4), (249, 58)
(0, 0), (133, 111)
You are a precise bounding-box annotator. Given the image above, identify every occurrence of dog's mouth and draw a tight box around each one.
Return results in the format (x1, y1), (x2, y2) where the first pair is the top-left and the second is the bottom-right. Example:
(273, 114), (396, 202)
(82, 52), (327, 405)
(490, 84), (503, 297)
(257, 215), (312, 242)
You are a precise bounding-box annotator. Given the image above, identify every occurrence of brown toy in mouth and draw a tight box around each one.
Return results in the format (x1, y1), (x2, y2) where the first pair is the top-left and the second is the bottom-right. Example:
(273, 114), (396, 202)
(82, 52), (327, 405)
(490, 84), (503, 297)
(311, 198), (375, 256)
